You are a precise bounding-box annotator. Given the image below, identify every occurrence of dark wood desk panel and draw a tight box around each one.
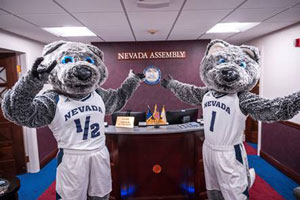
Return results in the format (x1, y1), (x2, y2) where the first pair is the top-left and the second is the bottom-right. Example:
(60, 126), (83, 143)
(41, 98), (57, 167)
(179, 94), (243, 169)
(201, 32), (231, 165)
(105, 124), (206, 200)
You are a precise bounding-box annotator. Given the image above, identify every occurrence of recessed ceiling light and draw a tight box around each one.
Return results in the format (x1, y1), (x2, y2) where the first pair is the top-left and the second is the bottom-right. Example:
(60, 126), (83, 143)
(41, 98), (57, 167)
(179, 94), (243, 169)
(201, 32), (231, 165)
(147, 29), (158, 35)
(207, 22), (260, 33)
(137, 0), (170, 8)
(42, 27), (96, 37)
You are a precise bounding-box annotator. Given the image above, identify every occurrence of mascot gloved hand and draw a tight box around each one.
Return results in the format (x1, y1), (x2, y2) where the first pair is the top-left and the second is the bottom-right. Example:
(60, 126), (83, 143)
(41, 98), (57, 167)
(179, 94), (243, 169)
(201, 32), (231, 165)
(2, 41), (143, 200)
(31, 57), (57, 80)
(131, 70), (146, 81)
(161, 39), (300, 200)
(160, 74), (173, 89)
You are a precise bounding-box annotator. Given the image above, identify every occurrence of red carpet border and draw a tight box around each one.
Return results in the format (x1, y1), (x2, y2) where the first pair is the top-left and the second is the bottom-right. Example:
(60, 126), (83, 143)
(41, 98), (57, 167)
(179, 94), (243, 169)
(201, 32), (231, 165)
(244, 142), (257, 155)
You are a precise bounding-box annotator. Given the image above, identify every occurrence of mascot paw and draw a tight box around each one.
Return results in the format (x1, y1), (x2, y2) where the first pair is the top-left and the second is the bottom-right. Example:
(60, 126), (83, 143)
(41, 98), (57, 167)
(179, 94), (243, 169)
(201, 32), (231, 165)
(160, 75), (173, 88)
(129, 69), (145, 81)
(136, 73), (145, 80)
(31, 57), (57, 81)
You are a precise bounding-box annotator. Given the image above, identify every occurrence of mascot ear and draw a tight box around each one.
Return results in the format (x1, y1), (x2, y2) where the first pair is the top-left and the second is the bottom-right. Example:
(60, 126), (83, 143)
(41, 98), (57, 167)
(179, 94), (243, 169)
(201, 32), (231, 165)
(42, 40), (67, 56)
(206, 39), (230, 56)
(240, 45), (260, 63)
(87, 45), (104, 61)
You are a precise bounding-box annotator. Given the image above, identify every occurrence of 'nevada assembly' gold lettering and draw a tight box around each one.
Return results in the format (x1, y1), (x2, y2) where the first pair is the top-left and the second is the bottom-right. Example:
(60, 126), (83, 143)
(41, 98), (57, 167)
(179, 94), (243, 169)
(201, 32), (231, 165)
(117, 51), (186, 60)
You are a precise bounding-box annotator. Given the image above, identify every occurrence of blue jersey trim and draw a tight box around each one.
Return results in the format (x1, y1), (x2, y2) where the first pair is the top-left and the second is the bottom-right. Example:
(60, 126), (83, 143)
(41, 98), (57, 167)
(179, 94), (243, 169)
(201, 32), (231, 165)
(57, 148), (64, 167)
(243, 186), (249, 198)
(56, 148), (64, 199)
(211, 91), (227, 99)
(56, 192), (62, 200)
(234, 144), (243, 165)
(81, 93), (92, 102)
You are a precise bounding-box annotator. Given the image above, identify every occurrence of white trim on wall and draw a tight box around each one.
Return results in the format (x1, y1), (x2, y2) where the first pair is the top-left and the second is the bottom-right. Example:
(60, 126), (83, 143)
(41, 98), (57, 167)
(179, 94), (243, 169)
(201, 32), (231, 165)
(23, 127), (40, 173)
(257, 45), (264, 157)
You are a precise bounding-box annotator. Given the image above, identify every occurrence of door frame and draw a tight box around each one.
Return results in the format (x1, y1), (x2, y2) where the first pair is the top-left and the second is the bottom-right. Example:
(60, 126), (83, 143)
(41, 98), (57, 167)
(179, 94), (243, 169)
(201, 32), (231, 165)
(18, 53), (41, 173)
(243, 46), (264, 157)
(257, 46), (264, 157)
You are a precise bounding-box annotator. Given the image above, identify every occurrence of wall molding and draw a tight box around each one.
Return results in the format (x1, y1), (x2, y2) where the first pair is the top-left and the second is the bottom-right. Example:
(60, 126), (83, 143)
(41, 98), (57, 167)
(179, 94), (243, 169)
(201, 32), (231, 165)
(279, 121), (300, 130)
(40, 148), (58, 169)
(260, 151), (300, 184)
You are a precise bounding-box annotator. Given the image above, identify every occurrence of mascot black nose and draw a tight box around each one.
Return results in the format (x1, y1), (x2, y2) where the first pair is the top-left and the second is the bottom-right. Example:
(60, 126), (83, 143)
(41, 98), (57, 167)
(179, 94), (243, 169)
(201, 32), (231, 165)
(74, 67), (92, 80)
(221, 69), (239, 82)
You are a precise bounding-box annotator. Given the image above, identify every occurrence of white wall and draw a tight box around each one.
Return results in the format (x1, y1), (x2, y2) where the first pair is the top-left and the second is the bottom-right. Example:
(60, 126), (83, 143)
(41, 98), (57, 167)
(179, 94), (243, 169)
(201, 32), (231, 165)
(0, 30), (45, 72)
(247, 22), (300, 124)
(0, 30), (45, 173)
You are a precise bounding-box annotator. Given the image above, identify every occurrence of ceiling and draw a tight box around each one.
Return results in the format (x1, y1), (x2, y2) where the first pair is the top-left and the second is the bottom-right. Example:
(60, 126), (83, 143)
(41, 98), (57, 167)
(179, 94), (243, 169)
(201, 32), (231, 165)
(0, 0), (300, 45)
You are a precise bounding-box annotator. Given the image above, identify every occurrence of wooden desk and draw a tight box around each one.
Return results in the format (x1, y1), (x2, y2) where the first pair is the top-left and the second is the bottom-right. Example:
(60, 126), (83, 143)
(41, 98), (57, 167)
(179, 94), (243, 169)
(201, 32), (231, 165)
(105, 123), (206, 200)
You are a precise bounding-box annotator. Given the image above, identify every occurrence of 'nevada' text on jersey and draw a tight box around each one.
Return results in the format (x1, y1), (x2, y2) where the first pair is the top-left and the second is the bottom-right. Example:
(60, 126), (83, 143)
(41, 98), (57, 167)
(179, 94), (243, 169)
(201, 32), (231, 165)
(204, 100), (231, 114)
(64, 105), (103, 121)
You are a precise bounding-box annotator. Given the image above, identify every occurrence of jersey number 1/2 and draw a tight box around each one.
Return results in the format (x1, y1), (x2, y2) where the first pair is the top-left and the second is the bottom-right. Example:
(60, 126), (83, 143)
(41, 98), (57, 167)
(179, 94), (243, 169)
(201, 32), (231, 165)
(74, 116), (100, 140)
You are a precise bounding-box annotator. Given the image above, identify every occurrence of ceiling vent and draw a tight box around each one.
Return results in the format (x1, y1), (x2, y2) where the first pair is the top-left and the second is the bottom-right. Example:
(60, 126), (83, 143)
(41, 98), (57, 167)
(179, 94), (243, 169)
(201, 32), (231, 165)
(137, 0), (170, 8)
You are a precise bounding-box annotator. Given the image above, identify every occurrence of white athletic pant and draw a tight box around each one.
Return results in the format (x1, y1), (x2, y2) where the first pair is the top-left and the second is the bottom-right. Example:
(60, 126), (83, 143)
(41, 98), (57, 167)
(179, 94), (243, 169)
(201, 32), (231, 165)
(203, 141), (255, 200)
(56, 147), (112, 200)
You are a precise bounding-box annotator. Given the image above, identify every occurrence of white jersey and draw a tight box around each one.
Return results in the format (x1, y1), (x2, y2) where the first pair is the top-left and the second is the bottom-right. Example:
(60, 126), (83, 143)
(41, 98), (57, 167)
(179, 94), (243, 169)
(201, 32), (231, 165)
(202, 91), (247, 146)
(49, 91), (106, 150)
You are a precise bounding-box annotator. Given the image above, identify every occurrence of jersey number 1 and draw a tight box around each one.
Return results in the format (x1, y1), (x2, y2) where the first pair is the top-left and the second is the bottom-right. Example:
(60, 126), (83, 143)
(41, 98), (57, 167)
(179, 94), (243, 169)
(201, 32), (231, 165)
(210, 111), (217, 132)
(74, 116), (100, 140)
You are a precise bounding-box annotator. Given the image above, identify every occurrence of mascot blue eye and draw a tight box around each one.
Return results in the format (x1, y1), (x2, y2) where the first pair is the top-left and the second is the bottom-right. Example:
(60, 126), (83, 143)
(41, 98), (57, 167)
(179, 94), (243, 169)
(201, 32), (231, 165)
(218, 58), (225, 64)
(239, 61), (247, 68)
(61, 56), (74, 64)
(85, 57), (94, 64)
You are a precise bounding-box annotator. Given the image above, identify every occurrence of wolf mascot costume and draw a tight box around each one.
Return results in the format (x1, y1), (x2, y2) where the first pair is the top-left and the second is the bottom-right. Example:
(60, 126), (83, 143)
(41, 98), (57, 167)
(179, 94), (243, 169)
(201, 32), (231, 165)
(2, 41), (144, 200)
(161, 39), (300, 200)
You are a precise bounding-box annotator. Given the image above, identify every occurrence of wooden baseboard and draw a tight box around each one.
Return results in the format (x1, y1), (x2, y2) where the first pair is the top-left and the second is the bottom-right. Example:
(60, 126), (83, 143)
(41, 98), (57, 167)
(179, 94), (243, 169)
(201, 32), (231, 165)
(40, 148), (58, 169)
(260, 151), (300, 184)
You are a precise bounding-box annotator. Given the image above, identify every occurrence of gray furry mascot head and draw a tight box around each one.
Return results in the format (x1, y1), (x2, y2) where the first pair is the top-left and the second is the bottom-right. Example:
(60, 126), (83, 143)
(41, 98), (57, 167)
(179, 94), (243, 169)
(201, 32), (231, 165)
(40, 41), (108, 96)
(200, 39), (260, 94)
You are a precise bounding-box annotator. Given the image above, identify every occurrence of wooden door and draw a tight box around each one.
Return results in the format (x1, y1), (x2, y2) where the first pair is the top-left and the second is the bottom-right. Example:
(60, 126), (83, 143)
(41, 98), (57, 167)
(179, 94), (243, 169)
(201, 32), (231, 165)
(244, 82), (259, 144)
(0, 53), (26, 177)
